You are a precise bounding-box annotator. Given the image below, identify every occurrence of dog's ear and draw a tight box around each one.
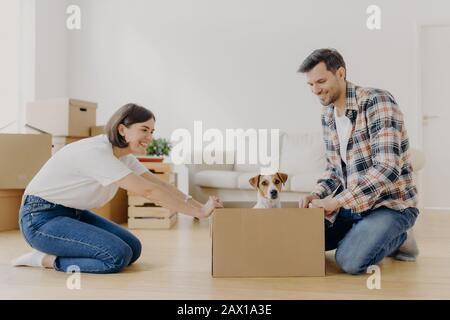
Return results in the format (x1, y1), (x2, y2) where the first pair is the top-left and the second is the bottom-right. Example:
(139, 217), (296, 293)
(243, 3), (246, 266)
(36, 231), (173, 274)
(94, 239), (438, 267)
(249, 175), (261, 189)
(277, 172), (288, 185)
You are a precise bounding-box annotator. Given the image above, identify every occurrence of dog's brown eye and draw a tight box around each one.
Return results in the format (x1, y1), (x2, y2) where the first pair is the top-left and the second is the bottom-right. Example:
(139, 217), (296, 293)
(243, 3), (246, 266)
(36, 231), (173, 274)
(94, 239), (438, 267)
(261, 181), (268, 186)
(274, 180), (280, 184)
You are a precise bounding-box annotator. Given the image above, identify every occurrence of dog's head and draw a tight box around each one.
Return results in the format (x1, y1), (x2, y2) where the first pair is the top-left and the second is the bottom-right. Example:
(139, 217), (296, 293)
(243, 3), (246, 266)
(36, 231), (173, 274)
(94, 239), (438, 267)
(249, 172), (288, 200)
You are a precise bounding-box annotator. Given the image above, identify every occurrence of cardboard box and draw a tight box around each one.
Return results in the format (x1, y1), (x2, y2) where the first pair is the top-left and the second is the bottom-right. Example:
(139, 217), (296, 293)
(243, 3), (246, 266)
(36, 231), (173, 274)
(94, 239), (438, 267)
(25, 126), (85, 154)
(26, 98), (97, 137)
(0, 134), (52, 189)
(211, 208), (325, 277)
(91, 188), (128, 224)
(90, 126), (105, 137)
(0, 189), (24, 231)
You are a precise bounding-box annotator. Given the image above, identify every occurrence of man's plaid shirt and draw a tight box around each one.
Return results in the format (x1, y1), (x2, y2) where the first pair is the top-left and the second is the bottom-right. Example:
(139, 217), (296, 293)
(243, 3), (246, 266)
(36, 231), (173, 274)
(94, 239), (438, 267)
(313, 81), (418, 214)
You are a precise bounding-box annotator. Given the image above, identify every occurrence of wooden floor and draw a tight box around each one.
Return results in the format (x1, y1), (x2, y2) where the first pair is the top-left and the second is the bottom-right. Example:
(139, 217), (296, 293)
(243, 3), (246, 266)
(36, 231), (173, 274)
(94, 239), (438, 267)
(0, 209), (449, 300)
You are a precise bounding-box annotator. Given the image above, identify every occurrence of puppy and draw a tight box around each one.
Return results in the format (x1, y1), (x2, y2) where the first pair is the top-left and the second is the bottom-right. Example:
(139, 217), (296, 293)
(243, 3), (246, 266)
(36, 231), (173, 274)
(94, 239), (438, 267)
(249, 172), (288, 208)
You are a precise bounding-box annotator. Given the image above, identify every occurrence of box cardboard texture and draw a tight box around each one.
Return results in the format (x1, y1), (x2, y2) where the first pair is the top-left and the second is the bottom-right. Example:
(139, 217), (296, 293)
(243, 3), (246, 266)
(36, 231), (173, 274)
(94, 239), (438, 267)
(26, 98), (97, 137)
(211, 208), (325, 277)
(0, 134), (52, 189)
(0, 190), (24, 231)
(90, 126), (105, 137)
(91, 188), (128, 224)
(0, 134), (52, 231)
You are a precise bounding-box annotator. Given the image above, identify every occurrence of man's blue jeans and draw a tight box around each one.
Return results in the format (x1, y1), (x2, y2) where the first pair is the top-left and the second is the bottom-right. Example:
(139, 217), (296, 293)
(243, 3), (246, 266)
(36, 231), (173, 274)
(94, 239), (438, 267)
(19, 195), (141, 274)
(325, 206), (419, 274)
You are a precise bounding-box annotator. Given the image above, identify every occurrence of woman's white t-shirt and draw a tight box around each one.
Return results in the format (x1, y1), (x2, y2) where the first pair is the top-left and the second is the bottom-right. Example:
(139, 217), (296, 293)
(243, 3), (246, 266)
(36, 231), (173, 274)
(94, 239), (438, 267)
(24, 134), (148, 210)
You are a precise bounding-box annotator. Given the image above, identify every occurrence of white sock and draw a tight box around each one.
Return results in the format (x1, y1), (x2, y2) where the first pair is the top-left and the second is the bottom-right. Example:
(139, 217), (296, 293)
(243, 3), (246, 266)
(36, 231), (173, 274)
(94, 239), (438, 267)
(11, 250), (46, 268)
(395, 229), (419, 262)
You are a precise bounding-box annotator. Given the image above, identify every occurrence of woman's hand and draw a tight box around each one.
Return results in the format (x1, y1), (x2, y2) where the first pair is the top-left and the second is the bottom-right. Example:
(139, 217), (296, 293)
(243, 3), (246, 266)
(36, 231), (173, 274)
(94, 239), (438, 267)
(198, 196), (224, 218)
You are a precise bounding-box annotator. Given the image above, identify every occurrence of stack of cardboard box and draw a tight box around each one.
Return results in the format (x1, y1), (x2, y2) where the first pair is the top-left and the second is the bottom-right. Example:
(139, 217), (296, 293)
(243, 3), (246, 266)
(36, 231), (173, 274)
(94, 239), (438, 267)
(26, 98), (97, 154)
(0, 134), (52, 231)
(128, 161), (178, 229)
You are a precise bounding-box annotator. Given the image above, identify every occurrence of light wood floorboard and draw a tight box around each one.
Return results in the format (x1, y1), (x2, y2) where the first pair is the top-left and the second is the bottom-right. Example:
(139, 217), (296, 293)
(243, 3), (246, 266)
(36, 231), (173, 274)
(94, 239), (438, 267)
(0, 210), (448, 299)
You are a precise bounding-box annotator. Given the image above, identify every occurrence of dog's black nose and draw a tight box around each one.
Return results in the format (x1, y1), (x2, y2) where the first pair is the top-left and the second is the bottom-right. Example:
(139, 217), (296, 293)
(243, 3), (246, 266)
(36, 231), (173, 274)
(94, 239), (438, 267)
(270, 189), (278, 199)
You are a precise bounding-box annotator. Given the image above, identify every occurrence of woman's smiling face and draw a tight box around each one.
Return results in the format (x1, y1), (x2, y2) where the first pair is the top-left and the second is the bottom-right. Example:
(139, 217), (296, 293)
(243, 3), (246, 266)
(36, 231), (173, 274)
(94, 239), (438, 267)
(118, 118), (155, 155)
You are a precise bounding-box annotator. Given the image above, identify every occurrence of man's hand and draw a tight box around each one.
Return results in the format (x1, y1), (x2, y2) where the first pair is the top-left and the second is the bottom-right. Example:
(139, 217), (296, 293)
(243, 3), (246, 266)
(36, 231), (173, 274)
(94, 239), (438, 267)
(310, 196), (341, 216)
(299, 194), (320, 208)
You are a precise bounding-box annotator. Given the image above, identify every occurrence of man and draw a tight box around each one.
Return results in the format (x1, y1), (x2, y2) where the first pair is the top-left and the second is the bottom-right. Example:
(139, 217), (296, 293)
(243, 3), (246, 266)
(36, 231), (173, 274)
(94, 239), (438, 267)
(298, 48), (419, 275)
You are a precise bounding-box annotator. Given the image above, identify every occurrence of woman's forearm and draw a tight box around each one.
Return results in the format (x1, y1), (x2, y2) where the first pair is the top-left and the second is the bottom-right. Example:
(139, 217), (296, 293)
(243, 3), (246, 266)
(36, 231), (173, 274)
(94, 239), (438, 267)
(118, 173), (204, 217)
(161, 182), (203, 209)
(143, 183), (202, 217)
(142, 173), (203, 209)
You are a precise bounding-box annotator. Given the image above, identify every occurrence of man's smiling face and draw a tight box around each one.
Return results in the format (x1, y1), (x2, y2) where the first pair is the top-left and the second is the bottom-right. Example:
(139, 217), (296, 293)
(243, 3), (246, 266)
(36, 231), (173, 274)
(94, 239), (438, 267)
(306, 62), (345, 106)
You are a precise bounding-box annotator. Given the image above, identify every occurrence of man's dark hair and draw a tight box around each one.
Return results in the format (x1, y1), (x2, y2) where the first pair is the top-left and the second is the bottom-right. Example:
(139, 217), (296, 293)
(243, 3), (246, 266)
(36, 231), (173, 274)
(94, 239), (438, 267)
(298, 48), (346, 76)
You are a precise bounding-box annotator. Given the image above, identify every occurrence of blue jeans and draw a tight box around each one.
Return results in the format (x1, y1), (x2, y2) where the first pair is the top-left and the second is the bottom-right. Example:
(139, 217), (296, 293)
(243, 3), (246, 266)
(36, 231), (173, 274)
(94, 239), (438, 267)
(325, 206), (419, 275)
(19, 195), (141, 274)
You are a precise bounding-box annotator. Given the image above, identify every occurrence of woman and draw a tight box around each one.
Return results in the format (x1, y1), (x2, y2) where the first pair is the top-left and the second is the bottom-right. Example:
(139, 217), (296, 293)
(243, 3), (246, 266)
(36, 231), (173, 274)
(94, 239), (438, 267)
(12, 103), (223, 273)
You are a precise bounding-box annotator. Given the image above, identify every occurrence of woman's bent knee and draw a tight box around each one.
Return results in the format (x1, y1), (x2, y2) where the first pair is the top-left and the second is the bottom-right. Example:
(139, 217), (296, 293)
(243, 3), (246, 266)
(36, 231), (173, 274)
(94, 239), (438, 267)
(106, 244), (133, 273)
(127, 235), (142, 265)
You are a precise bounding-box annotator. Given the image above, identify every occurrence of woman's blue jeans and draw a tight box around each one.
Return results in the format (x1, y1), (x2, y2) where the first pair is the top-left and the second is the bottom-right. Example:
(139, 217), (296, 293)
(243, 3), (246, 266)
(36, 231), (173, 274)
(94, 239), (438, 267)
(19, 195), (142, 274)
(325, 206), (419, 274)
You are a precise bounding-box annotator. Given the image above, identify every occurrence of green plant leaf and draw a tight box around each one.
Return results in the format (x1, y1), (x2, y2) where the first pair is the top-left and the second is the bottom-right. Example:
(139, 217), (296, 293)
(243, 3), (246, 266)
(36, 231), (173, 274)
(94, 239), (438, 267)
(146, 138), (172, 156)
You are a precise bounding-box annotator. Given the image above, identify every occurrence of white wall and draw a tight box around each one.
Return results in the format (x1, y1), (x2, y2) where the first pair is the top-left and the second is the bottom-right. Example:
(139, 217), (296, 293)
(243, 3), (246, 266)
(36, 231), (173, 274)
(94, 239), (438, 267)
(35, 0), (450, 148)
(35, 0), (69, 100)
(0, 0), (69, 133)
(0, 0), (21, 132)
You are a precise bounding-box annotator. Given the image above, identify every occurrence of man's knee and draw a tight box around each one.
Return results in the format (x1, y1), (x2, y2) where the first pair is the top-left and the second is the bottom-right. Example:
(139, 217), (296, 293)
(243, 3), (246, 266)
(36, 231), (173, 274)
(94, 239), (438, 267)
(335, 250), (369, 275)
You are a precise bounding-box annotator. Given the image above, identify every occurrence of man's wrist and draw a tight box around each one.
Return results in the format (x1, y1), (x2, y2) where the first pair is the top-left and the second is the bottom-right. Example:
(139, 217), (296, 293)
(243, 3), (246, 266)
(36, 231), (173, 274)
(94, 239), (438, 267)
(333, 196), (344, 209)
(332, 197), (343, 210)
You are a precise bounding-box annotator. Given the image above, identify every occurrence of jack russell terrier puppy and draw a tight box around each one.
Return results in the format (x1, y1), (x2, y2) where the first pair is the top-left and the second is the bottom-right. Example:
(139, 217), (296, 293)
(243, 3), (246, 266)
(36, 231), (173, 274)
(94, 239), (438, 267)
(249, 172), (288, 208)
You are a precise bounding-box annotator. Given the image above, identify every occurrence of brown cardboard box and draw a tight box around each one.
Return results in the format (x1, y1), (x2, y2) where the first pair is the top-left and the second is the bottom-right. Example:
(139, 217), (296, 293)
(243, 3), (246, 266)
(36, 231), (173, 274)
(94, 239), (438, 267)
(90, 126), (105, 137)
(25, 127), (86, 154)
(92, 188), (128, 224)
(0, 133), (52, 189)
(0, 189), (24, 231)
(211, 208), (325, 277)
(91, 188), (128, 224)
(26, 98), (97, 137)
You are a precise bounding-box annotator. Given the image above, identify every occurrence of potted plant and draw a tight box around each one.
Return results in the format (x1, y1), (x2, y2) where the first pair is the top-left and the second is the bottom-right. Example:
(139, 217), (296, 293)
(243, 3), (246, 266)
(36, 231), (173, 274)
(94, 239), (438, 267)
(138, 138), (172, 162)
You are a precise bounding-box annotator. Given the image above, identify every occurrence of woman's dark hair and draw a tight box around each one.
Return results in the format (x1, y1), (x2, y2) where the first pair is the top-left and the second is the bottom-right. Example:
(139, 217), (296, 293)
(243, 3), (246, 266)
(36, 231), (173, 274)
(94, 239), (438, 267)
(105, 103), (155, 148)
(298, 48), (346, 76)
